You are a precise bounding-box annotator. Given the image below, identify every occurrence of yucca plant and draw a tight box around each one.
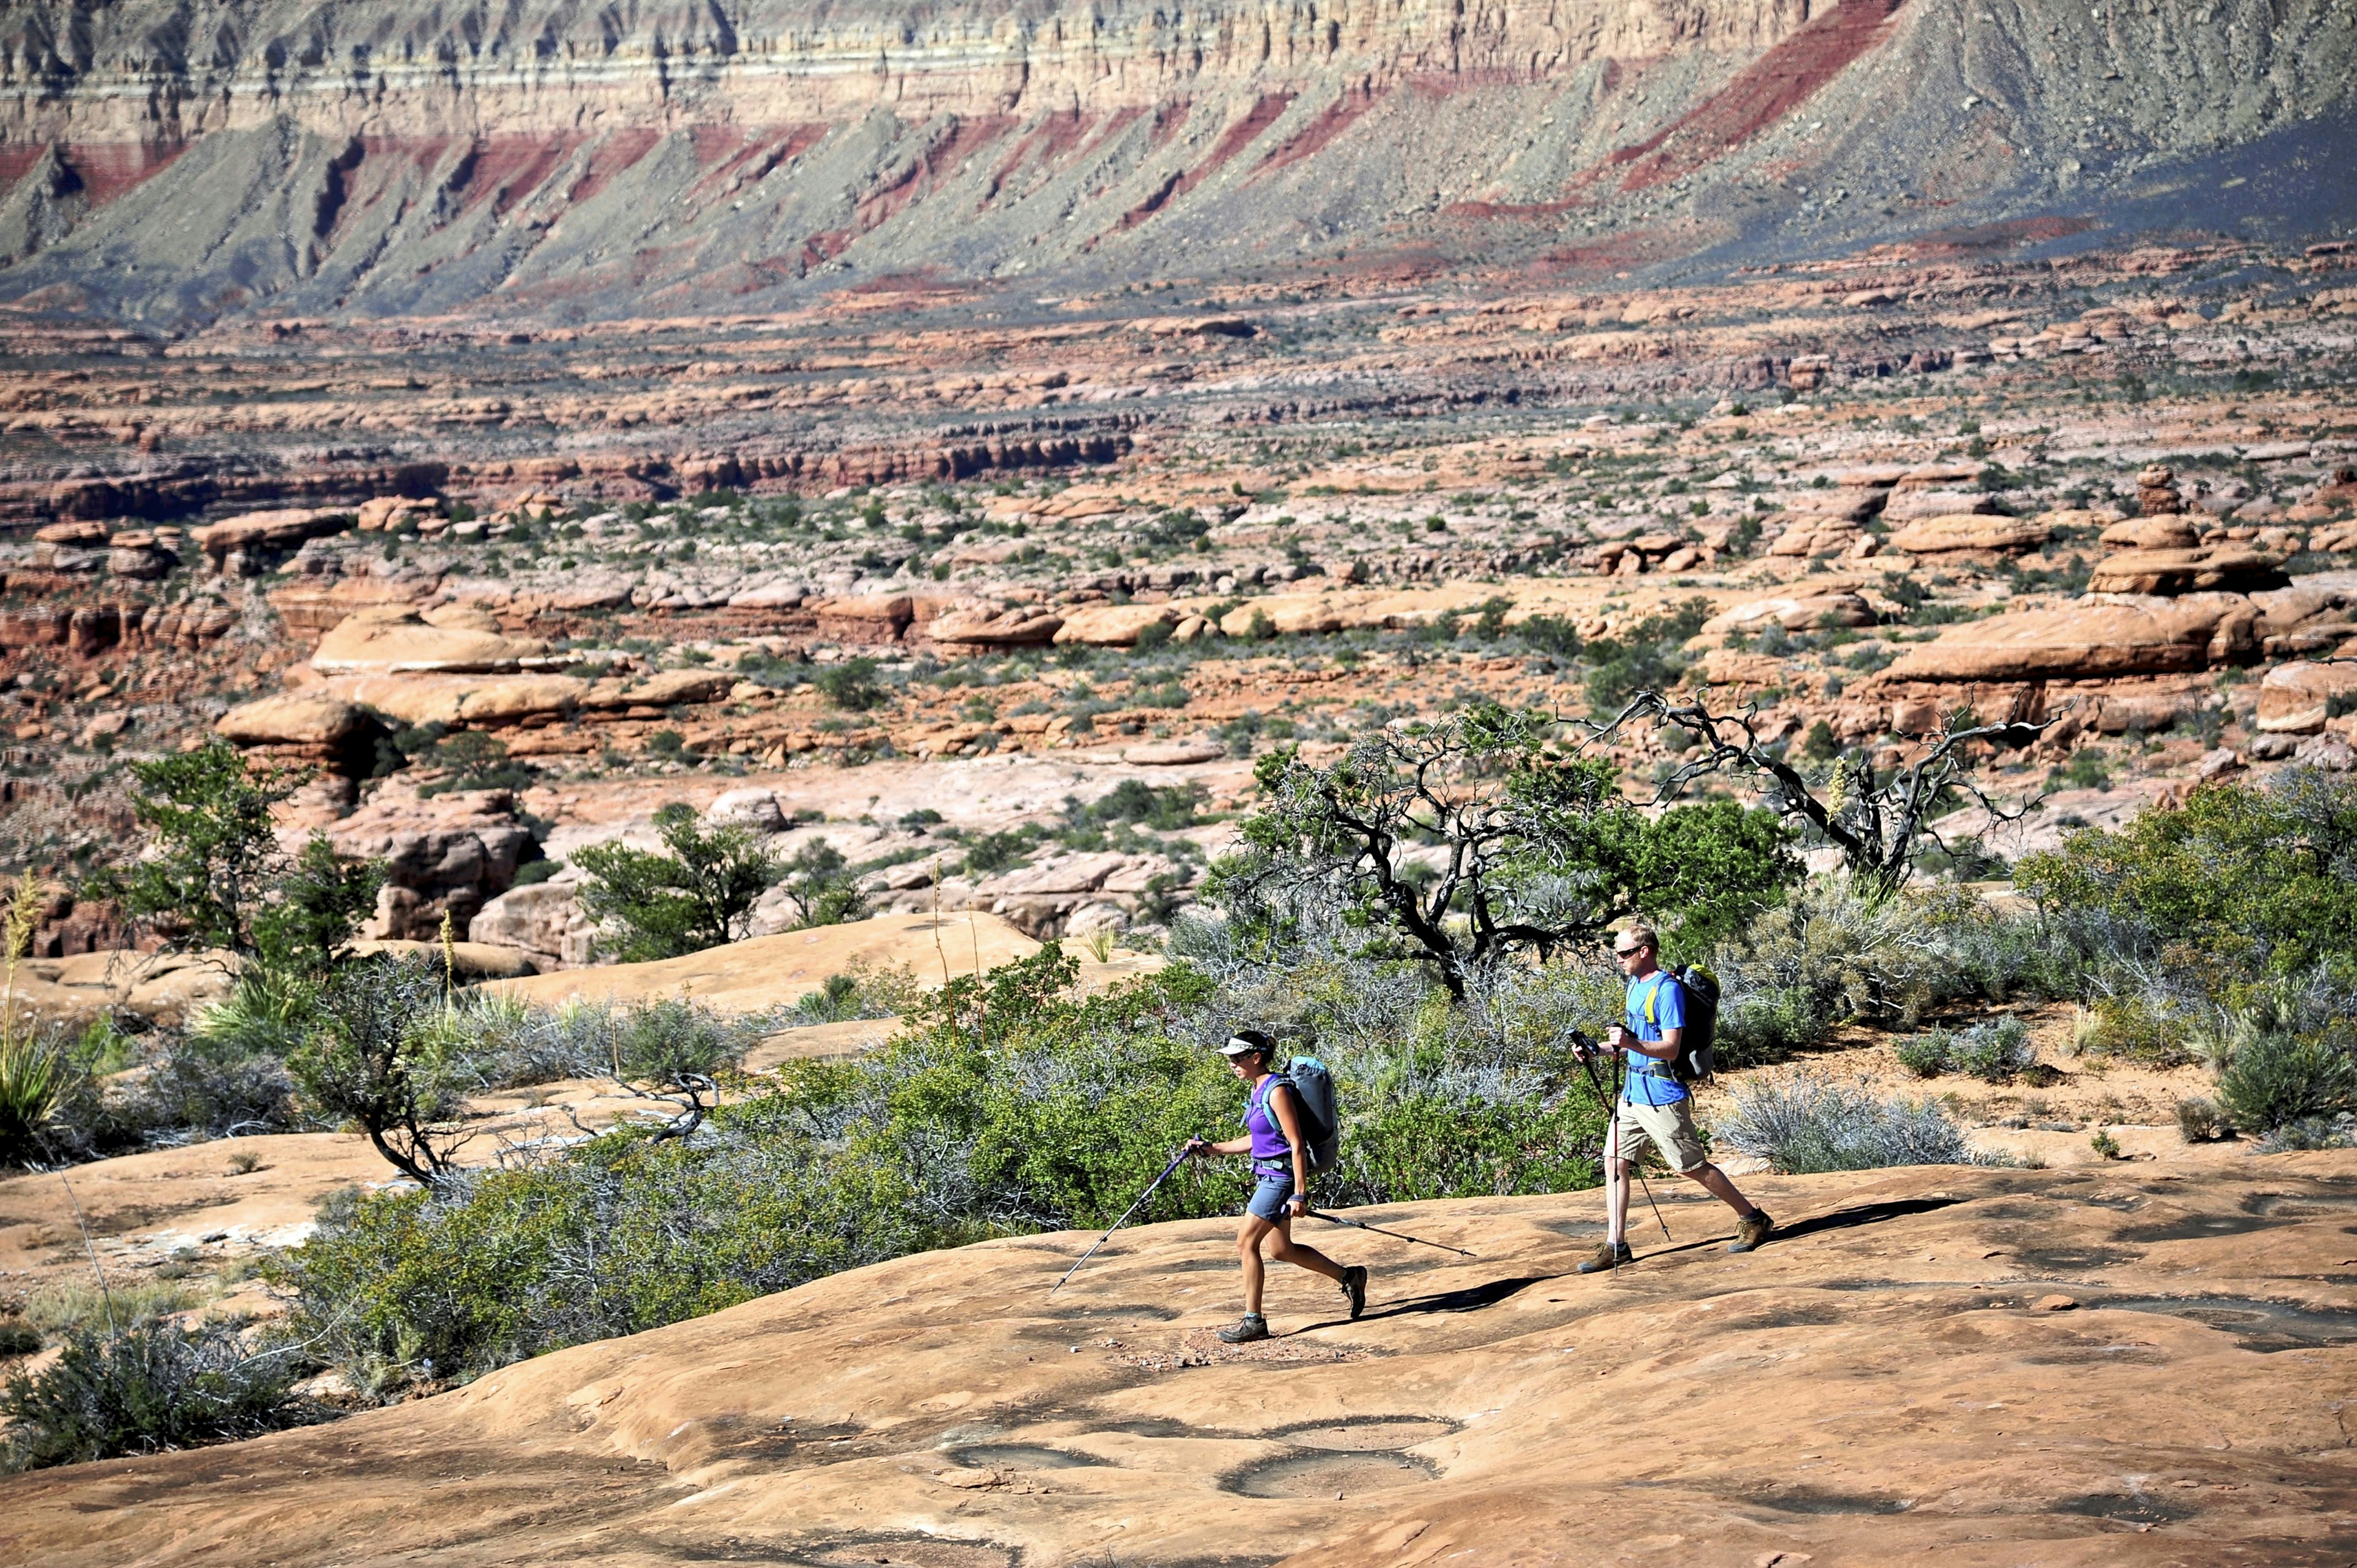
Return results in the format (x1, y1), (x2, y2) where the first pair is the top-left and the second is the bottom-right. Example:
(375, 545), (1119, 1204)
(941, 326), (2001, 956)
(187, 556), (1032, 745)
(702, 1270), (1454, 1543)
(0, 872), (67, 1166)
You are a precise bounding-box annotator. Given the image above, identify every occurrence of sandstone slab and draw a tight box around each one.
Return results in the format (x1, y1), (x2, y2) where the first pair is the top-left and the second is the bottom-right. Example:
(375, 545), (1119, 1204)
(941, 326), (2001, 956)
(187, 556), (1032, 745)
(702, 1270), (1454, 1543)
(12, 1157), (2357, 1564)
(312, 608), (563, 676)
(2086, 545), (2289, 596)
(928, 607), (1066, 646)
(1884, 514), (2051, 554)
(2256, 660), (2357, 733)
(1053, 604), (1179, 645)
(1885, 599), (2240, 681)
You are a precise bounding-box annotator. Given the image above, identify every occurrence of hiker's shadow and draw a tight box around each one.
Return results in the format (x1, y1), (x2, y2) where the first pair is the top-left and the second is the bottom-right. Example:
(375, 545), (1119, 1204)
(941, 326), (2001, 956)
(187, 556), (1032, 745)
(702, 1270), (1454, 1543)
(1283, 1198), (1964, 1335)
(1616, 1195), (1967, 1264)
(1290, 1275), (1557, 1334)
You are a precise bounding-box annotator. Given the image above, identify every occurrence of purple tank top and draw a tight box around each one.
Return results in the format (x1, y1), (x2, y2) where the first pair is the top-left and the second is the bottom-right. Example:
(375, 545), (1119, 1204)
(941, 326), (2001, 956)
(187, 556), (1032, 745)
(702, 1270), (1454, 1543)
(1243, 1076), (1291, 1174)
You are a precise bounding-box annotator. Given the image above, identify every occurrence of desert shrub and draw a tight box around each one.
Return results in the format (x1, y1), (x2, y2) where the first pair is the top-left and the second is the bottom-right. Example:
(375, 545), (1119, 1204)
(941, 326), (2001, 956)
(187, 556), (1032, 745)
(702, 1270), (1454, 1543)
(575, 802), (781, 960)
(1949, 1018), (2037, 1083)
(815, 657), (886, 713)
(779, 965), (917, 1028)
(1713, 1070), (1979, 1174)
(277, 942), (1612, 1391)
(2259, 1113), (2357, 1153)
(2070, 987), (2200, 1066)
(2175, 1096), (2226, 1143)
(1709, 878), (2081, 1064)
(773, 840), (870, 930)
(120, 1041), (302, 1141)
(0, 1321), (38, 1356)
(2214, 1024), (2357, 1137)
(2017, 772), (2357, 986)
(1894, 1029), (1952, 1078)
(0, 1321), (309, 1471)
(23, 1278), (196, 1337)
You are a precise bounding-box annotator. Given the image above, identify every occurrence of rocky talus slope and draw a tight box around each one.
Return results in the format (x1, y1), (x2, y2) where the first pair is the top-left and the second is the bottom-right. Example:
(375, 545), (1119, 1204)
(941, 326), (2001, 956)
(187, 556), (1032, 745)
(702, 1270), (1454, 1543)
(2, 0), (2354, 320)
(7, 1156), (2356, 1564)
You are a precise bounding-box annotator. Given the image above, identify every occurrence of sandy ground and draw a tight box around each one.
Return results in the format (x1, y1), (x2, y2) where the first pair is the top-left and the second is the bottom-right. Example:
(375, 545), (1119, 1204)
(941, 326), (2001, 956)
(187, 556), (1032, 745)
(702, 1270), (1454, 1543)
(4, 1155), (2355, 1564)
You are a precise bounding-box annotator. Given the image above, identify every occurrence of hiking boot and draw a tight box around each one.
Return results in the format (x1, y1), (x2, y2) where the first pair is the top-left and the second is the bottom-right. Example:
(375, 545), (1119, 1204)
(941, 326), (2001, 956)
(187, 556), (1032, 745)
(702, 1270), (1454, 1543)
(1341, 1265), (1369, 1321)
(1728, 1210), (1775, 1254)
(1576, 1240), (1635, 1274)
(1217, 1313), (1270, 1344)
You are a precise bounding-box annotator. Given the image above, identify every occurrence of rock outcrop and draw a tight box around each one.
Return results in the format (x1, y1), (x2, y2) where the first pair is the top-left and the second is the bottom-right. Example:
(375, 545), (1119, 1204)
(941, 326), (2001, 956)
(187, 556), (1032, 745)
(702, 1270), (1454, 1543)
(1884, 597), (2253, 681)
(12, 1157), (2357, 1564)
(323, 785), (538, 941)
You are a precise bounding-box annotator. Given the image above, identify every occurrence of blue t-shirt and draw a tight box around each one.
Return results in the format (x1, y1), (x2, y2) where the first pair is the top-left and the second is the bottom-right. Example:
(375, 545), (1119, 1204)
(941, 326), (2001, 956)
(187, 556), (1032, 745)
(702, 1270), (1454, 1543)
(1624, 970), (1689, 1106)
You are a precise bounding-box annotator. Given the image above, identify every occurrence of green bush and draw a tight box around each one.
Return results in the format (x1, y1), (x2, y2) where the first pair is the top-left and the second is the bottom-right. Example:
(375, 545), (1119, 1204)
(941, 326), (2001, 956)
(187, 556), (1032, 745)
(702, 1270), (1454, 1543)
(2072, 992), (2200, 1066)
(575, 802), (781, 960)
(276, 946), (1612, 1392)
(2018, 774), (2357, 984)
(2216, 1027), (2357, 1136)
(815, 657), (886, 712)
(1951, 1018), (2036, 1083)
(1, 1321), (309, 1471)
(1894, 1030), (1952, 1078)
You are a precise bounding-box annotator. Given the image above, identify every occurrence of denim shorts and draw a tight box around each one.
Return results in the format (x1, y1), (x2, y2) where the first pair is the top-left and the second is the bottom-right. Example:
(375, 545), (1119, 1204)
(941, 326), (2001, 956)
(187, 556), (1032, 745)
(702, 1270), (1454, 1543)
(1248, 1171), (1297, 1222)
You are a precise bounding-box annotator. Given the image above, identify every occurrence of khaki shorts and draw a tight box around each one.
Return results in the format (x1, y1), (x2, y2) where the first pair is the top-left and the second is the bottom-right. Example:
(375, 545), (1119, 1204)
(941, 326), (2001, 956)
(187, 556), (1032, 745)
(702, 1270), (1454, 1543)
(1613, 1094), (1708, 1175)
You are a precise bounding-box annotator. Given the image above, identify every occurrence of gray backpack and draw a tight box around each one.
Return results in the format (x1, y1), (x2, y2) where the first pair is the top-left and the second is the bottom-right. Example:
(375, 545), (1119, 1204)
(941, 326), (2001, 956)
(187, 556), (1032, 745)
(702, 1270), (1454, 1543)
(1266, 1059), (1340, 1173)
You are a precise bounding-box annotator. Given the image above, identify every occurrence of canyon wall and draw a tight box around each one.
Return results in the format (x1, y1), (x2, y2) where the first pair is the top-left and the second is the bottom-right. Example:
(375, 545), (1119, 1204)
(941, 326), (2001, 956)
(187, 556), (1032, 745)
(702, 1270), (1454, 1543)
(1, 0), (2353, 321)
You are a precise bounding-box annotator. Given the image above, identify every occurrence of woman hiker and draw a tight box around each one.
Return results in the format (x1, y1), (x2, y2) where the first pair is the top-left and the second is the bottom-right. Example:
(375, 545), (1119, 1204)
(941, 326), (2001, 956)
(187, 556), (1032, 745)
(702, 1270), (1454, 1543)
(1185, 1029), (1368, 1343)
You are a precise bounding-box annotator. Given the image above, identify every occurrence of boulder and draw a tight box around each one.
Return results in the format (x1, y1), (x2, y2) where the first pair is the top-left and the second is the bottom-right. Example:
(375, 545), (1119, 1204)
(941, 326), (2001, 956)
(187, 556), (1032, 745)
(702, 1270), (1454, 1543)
(469, 880), (598, 970)
(1219, 597), (1342, 636)
(1052, 604), (1180, 646)
(192, 508), (354, 567)
(1700, 592), (1876, 637)
(1881, 490), (2000, 522)
(1884, 599), (2242, 682)
(726, 579), (811, 609)
(312, 607), (564, 675)
(328, 673), (589, 727)
(215, 693), (387, 775)
(927, 607), (1066, 646)
(1766, 517), (1860, 557)
(1885, 514), (2053, 555)
(2085, 546), (2288, 596)
(810, 595), (916, 641)
(706, 788), (789, 833)
(579, 669), (736, 709)
(2099, 516), (2203, 551)
(328, 786), (538, 941)
(2255, 661), (2357, 734)
(34, 519), (107, 545)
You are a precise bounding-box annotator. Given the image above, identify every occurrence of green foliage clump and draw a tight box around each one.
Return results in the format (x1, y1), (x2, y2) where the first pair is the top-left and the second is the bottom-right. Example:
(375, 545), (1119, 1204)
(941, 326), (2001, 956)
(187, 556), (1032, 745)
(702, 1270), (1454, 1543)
(96, 740), (384, 976)
(815, 657), (887, 713)
(1213, 700), (1795, 998)
(1894, 1018), (2036, 1083)
(1582, 599), (1711, 714)
(289, 957), (468, 1188)
(1, 1322), (307, 1472)
(2019, 774), (2357, 986)
(276, 943), (1613, 1392)
(575, 803), (782, 960)
(773, 840), (872, 931)
(2214, 1017), (2357, 1137)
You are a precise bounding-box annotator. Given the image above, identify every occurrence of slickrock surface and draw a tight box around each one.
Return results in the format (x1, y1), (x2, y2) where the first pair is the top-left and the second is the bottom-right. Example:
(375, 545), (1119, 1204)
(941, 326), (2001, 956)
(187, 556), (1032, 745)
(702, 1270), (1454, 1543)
(6, 1156), (2355, 1566)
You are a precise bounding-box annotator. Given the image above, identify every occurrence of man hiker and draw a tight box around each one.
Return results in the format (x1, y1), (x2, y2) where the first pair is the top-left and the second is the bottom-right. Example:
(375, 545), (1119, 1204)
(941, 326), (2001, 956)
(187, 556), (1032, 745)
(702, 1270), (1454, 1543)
(1185, 1029), (1368, 1342)
(1577, 925), (1773, 1272)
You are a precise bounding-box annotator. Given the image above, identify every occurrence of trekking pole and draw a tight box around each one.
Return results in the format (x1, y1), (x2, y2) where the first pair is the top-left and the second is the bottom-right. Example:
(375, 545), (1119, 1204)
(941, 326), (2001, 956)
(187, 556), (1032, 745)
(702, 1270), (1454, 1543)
(1573, 1040), (1674, 1244)
(1303, 1208), (1477, 1257)
(1050, 1144), (1196, 1294)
